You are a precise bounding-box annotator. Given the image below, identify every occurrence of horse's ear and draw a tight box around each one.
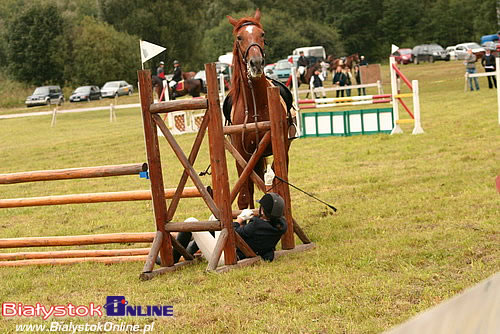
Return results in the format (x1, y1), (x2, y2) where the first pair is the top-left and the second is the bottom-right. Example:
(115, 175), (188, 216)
(227, 15), (238, 26)
(254, 8), (261, 22)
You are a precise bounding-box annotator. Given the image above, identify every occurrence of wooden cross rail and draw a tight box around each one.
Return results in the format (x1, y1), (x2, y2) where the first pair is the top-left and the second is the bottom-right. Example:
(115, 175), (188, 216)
(149, 98), (208, 114)
(0, 163), (147, 184)
(0, 187), (201, 208)
(222, 121), (271, 135)
(0, 248), (151, 261)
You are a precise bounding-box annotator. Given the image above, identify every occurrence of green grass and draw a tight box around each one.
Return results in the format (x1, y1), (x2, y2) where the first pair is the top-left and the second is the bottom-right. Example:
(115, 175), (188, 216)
(0, 61), (499, 333)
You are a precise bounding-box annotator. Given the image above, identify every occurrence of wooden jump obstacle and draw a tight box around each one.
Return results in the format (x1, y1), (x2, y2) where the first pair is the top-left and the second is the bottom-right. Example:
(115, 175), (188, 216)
(137, 63), (313, 280)
(0, 163), (181, 267)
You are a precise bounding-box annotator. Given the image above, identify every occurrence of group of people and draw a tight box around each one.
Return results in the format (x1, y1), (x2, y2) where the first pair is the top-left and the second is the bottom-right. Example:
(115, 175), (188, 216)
(465, 48), (497, 91)
(156, 60), (183, 97)
(304, 51), (369, 99)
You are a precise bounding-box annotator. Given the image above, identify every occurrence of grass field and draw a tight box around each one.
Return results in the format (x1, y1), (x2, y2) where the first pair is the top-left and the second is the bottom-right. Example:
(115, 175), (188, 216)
(0, 61), (499, 333)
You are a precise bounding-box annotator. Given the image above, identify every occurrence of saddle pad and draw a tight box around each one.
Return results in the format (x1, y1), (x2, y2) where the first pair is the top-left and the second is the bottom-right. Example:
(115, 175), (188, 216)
(176, 81), (184, 91)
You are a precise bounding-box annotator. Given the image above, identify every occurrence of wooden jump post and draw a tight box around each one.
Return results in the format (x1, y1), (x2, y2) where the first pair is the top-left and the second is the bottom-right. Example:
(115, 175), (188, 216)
(137, 63), (314, 280)
(0, 163), (200, 267)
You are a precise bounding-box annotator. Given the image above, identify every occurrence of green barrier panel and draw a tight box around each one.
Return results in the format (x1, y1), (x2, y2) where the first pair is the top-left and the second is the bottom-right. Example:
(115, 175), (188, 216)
(300, 108), (394, 137)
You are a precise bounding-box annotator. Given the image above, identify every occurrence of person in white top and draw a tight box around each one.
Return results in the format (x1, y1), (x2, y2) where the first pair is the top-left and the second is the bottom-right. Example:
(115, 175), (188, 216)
(309, 69), (326, 99)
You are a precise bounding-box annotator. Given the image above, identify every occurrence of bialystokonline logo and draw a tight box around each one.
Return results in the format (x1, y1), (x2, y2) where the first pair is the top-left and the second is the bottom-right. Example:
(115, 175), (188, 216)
(1, 296), (173, 320)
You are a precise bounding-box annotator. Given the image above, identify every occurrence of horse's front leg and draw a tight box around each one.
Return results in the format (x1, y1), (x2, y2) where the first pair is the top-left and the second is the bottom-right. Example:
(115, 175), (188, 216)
(236, 162), (251, 210)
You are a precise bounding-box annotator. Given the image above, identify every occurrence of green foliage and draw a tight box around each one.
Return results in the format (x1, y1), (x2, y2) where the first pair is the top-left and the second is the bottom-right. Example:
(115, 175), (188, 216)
(6, 2), (66, 85)
(70, 16), (139, 87)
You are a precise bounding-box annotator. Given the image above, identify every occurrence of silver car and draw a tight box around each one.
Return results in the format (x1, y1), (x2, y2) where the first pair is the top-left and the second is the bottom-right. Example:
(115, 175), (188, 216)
(100, 81), (134, 98)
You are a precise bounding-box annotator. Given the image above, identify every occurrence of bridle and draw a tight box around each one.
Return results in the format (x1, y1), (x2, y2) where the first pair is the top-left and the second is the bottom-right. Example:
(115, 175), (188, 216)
(234, 22), (266, 155)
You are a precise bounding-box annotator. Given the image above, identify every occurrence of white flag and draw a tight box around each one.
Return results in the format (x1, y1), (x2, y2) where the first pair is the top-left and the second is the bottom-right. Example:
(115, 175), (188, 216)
(391, 44), (399, 55)
(140, 40), (166, 64)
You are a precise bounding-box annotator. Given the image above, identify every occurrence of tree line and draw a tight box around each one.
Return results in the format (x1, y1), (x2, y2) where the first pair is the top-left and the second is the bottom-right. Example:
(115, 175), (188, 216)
(0, 0), (497, 88)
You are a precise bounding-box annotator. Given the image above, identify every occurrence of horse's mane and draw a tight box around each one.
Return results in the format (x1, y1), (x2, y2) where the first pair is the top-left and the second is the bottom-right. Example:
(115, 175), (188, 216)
(228, 16), (263, 102)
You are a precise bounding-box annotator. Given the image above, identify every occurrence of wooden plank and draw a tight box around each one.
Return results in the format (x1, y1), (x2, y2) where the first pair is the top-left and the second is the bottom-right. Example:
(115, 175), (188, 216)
(149, 98), (208, 114)
(234, 233), (257, 258)
(0, 187), (201, 209)
(142, 231), (163, 273)
(273, 242), (315, 260)
(166, 109), (210, 221)
(0, 248), (150, 261)
(0, 163), (147, 185)
(164, 220), (221, 232)
(138, 69), (173, 267)
(229, 131), (271, 204)
(223, 121), (271, 135)
(215, 257), (261, 273)
(0, 232), (156, 249)
(139, 259), (197, 280)
(153, 114), (220, 218)
(224, 138), (266, 192)
(0, 255), (148, 267)
(268, 86), (295, 250)
(205, 62), (237, 265)
(206, 228), (228, 271)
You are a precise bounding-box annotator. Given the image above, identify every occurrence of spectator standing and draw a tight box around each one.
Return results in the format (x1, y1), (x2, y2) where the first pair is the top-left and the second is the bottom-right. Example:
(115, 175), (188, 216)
(354, 65), (365, 95)
(465, 49), (479, 91)
(157, 61), (166, 80)
(343, 68), (353, 97)
(310, 69), (326, 99)
(333, 66), (347, 98)
(481, 49), (497, 89)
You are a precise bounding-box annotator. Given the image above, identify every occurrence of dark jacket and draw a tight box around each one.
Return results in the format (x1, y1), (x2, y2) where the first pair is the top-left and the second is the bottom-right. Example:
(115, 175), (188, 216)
(333, 71), (347, 86)
(172, 66), (182, 82)
(297, 56), (309, 67)
(482, 54), (496, 69)
(233, 216), (287, 261)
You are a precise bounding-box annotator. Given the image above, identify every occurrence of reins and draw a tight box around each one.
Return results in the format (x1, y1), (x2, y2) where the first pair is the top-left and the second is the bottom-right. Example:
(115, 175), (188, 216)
(234, 23), (265, 155)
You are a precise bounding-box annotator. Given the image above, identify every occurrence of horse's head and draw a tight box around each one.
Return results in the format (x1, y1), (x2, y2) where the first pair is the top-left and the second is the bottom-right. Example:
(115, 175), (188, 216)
(228, 9), (266, 79)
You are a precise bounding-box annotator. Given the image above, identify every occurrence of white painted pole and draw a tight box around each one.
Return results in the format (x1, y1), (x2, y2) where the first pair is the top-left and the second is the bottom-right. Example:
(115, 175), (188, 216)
(290, 67), (301, 137)
(496, 57), (500, 125)
(110, 104), (114, 122)
(411, 80), (424, 134)
(390, 57), (402, 134)
(219, 72), (225, 112)
(50, 106), (57, 127)
(377, 80), (383, 94)
(464, 72), (468, 92)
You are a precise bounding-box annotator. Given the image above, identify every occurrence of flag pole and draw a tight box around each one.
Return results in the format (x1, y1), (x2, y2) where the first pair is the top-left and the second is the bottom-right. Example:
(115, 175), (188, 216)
(140, 40), (144, 70)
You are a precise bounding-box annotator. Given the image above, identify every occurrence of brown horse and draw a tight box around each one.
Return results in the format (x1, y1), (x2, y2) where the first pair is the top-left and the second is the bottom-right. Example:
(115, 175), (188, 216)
(327, 53), (360, 72)
(152, 76), (205, 100)
(182, 72), (196, 80)
(227, 9), (292, 210)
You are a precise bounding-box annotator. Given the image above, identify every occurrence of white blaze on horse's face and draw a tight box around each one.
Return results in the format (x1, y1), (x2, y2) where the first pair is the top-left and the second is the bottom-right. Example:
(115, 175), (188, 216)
(237, 25), (265, 79)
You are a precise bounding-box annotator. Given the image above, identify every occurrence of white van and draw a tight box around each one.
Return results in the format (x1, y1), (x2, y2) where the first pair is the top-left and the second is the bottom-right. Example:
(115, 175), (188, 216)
(292, 46), (326, 60)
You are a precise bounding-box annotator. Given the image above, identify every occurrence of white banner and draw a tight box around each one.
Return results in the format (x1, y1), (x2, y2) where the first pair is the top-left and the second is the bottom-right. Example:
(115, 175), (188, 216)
(140, 40), (166, 64)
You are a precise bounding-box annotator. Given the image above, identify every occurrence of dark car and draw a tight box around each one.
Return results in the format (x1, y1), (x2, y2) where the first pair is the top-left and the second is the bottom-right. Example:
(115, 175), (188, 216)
(25, 86), (64, 107)
(412, 44), (449, 64)
(394, 48), (413, 65)
(69, 86), (101, 102)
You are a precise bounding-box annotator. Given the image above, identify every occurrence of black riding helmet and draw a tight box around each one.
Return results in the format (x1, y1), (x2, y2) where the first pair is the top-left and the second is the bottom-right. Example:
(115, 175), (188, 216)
(257, 193), (285, 219)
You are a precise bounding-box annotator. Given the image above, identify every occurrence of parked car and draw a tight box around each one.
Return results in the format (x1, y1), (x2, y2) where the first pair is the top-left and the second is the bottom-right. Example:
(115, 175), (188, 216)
(446, 46), (457, 60)
(292, 46), (326, 65)
(394, 48), (413, 64)
(481, 41), (500, 52)
(454, 43), (486, 60)
(412, 44), (449, 64)
(25, 86), (64, 107)
(274, 59), (293, 83)
(69, 86), (101, 102)
(100, 81), (133, 98)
